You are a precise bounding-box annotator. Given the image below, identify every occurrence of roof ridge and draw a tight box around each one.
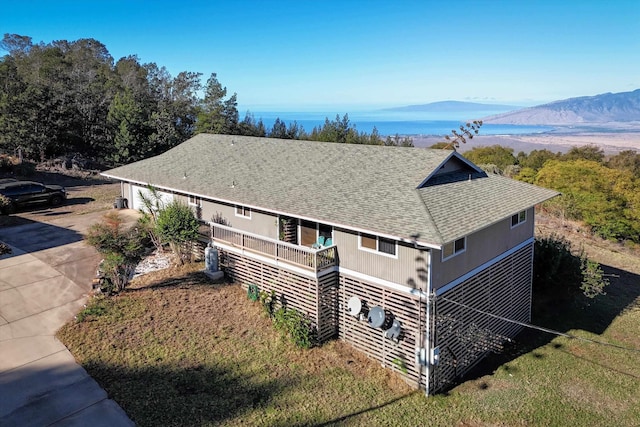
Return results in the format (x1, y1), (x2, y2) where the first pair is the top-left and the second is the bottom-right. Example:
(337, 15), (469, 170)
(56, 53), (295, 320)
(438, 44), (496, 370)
(414, 188), (443, 246)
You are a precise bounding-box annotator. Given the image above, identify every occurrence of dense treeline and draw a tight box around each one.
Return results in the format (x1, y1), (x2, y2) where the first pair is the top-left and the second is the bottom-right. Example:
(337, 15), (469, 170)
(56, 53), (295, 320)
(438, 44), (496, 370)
(457, 144), (640, 243)
(0, 34), (411, 168)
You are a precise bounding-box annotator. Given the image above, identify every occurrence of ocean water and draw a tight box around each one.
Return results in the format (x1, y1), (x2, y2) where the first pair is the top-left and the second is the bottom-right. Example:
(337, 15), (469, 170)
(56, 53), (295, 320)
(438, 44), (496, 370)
(249, 110), (553, 137)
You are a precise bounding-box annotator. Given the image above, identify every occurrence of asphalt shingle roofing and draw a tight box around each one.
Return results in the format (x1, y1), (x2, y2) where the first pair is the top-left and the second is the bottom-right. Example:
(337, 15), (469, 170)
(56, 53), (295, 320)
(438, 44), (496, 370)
(103, 134), (559, 247)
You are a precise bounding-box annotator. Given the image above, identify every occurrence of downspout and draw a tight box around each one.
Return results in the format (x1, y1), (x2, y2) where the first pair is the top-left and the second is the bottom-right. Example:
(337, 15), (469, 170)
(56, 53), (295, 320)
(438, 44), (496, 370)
(424, 249), (433, 396)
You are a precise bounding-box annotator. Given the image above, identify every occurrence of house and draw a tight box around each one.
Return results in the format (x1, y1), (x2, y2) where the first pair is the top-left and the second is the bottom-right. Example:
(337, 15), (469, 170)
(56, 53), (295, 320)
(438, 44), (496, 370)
(102, 133), (559, 394)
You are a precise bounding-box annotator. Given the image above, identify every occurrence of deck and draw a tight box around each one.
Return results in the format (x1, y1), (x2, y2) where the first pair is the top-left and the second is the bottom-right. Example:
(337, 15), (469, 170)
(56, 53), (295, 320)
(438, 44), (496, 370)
(209, 222), (338, 273)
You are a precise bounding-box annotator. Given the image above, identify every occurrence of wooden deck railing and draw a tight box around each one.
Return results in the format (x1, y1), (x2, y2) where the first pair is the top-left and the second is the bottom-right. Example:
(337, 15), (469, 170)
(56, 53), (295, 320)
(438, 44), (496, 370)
(210, 222), (337, 272)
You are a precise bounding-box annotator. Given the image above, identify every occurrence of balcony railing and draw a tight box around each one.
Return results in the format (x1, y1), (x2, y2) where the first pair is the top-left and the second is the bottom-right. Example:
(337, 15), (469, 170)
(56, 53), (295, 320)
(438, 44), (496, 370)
(209, 222), (337, 273)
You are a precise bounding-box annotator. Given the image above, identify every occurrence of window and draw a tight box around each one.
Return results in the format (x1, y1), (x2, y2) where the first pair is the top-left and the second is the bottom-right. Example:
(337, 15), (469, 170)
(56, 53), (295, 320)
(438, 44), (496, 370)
(235, 205), (251, 218)
(359, 233), (397, 257)
(442, 237), (465, 260)
(511, 210), (527, 228)
(188, 194), (201, 206)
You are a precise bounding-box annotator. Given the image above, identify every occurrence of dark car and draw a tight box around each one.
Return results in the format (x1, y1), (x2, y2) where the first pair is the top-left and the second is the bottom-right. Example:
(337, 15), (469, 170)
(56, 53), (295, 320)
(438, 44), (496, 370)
(0, 180), (67, 213)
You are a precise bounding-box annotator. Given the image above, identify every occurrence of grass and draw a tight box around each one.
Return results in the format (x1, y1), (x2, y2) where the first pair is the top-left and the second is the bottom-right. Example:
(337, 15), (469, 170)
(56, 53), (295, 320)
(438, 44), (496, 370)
(58, 258), (640, 427)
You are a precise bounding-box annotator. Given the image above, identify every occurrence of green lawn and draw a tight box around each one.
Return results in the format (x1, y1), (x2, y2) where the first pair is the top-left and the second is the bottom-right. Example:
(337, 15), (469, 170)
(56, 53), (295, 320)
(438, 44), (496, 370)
(58, 262), (640, 427)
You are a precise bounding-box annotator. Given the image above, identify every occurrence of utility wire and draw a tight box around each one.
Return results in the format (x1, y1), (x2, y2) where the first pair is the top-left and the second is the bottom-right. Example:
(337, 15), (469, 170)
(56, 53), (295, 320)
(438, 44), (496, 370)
(438, 296), (640, 353)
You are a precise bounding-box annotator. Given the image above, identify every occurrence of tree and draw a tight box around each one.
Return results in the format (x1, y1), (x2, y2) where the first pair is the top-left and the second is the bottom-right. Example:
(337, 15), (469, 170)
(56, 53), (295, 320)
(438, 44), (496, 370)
(533, 234), (609, 299)
(107, 89), (150, 164)
(607, 150), (640, 176)
(155, 200), (200, 264)
(463, 145), (517, 171)
(440, 120), (482, 150)
(517, 149), (561, 171)
(535, 159), (640, 241)
(269, 118), (288, 139)
(237, 112), (266, 137)
(195, 73), (239, 135)
(384, 134), (414, 147)
(562, 144), (604, 163)
(430, 142), (455, 150)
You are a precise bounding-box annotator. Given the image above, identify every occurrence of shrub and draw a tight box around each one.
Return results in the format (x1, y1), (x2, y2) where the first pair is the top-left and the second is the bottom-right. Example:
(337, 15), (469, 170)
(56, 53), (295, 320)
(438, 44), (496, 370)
(259, 289), (277, 317)
(86, 212), (147, 294)
(156, 200), (200, 264)
(253, 287), (317, 348)
(273, 306), (316, 349)
(533, 234), (609, 299)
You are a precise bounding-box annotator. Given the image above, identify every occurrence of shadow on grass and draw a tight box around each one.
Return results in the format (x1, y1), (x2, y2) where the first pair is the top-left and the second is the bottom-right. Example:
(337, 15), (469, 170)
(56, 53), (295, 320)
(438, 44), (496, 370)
(309, 392), (418, 427)
(81, 361), (296, 427)
(533, 264), (640, 335)
(127, 269), (217, 292)
(459, 262), (640, 387)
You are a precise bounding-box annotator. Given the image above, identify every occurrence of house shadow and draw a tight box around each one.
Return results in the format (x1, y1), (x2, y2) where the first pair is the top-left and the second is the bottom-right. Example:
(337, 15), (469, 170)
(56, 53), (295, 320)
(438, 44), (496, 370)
(456, 262), (640, 388)
(0, 216), (85, 257)
(0, 358), (295, 426)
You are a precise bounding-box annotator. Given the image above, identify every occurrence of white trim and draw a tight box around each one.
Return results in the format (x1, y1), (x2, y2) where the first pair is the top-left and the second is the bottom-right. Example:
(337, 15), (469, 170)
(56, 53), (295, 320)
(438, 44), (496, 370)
(435, 237), (534, 296)
(441, 237), (466, 262)
(339, 267), (428, 299)
(416, 151), (485, 189)
(213, 240), (328, 279)
(101, 175), (442, 250)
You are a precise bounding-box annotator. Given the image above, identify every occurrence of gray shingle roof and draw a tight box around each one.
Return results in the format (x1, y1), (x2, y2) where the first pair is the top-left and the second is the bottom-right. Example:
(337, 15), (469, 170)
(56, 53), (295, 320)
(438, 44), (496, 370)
(102, 134), (559, 247)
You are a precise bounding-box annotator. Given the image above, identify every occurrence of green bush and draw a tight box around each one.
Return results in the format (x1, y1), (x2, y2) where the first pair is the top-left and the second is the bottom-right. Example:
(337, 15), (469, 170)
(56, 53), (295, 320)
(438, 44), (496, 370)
(253, 287), (316, 348)
(86, 212), (147, 294)
(273, 306), (316, 349)
(156, 200), (200, 264)
(534, 234), (609, 299)
(259, 289), (277, 317)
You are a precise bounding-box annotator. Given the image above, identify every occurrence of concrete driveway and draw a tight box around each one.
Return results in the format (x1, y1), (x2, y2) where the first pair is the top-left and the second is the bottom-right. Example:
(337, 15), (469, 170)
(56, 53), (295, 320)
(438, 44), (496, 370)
(0, 209), (139, 426)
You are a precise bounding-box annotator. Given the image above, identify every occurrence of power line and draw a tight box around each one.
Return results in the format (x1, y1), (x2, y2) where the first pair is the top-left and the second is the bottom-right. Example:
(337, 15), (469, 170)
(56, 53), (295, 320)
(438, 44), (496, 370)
(437, 296), (640, 353)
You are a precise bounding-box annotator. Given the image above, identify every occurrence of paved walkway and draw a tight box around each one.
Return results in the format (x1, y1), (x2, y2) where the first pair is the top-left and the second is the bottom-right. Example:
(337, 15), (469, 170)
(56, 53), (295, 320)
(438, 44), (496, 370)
(0, 210), (139, 426)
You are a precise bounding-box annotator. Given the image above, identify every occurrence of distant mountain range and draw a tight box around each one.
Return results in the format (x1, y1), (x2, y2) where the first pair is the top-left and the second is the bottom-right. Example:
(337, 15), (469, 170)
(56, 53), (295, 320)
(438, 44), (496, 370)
(483, 89), (640, 125)
(383, 100), (519, 113)
(386, 90), (640, 126)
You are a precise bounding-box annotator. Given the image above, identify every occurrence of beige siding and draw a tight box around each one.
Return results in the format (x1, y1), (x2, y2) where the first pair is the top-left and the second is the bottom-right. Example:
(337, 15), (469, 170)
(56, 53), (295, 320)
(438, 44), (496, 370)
(431, 208), (535, 290)
(334, 228), (429, 290)
(198, 199), (278, 239)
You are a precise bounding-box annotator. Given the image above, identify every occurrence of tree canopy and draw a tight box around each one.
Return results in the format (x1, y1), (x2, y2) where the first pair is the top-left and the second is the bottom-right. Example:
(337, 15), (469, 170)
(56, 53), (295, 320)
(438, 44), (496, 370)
(0, 34), (413, 167)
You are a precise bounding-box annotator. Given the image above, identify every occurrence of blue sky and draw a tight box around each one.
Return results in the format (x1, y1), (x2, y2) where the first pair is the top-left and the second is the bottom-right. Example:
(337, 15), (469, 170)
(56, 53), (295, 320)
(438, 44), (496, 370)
(2, 0), (639, 112)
